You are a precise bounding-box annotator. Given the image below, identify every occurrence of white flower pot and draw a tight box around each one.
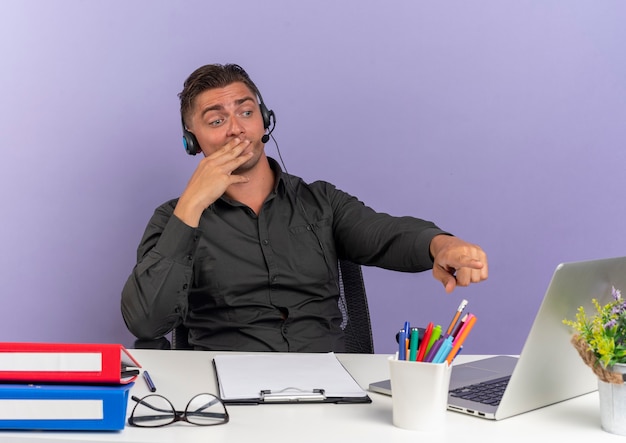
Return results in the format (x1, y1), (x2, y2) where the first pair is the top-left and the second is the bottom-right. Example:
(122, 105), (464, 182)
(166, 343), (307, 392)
(599, 363), (626, 435)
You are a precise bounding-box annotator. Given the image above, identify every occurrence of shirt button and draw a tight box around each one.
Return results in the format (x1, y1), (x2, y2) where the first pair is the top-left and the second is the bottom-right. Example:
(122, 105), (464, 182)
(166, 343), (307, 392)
(271, 276), (278, 283)
(182, 284), (188, 290)
(186, 255), (193, 261)
(262, 239), (269, 245)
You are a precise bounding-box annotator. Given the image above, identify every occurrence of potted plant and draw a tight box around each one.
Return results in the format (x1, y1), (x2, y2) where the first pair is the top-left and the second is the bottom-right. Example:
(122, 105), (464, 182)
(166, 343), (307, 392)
(563, 286), (626, 435)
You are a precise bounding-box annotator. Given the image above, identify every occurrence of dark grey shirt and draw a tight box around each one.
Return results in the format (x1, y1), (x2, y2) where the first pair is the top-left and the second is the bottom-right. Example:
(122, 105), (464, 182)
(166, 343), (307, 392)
(121, 158), (448, 352)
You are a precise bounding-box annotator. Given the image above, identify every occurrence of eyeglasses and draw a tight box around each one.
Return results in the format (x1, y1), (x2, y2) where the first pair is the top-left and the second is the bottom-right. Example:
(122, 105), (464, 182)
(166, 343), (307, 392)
(127, 393), (229, 427)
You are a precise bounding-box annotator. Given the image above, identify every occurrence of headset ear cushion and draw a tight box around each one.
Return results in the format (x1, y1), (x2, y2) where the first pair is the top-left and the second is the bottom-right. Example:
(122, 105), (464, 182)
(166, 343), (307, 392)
(182, 130), (199, 156)
(260, 102), (271, 130)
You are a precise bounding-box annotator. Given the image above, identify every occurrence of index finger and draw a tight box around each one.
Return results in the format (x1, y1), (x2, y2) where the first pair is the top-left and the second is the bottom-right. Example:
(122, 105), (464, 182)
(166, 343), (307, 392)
(205, 138), (250, 163)
(454, 256), (485, 270)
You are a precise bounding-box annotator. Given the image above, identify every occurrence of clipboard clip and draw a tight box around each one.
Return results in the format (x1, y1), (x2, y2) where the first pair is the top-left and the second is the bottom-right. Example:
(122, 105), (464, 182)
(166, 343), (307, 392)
(260, 387), (326, 402)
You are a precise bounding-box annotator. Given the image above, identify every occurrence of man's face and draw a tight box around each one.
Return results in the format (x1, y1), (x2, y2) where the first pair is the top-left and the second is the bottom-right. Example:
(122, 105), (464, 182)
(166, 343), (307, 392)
(188, 82), (266, 170)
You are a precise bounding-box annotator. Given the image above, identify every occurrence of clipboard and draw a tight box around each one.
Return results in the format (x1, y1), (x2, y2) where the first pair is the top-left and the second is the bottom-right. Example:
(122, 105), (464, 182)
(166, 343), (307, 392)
(213, 353), (372, 405)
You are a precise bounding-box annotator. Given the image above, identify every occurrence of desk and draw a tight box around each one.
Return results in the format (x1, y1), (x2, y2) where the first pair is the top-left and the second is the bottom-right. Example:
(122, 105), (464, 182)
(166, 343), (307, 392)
(0, 349), (622, 443)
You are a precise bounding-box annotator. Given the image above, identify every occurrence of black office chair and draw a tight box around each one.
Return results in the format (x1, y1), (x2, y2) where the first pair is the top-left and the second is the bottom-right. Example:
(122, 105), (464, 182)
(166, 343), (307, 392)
(138, 259), (374, 353)
(337, 259), (374, 353)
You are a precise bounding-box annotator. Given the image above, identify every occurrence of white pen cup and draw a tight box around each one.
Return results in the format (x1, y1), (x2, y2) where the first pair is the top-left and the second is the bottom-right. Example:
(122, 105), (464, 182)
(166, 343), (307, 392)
(388, 355), (452, 432)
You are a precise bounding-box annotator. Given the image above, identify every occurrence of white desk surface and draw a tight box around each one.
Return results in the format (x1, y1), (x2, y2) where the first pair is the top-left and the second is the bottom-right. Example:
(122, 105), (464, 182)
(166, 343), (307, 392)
(0, 349), (622, 443)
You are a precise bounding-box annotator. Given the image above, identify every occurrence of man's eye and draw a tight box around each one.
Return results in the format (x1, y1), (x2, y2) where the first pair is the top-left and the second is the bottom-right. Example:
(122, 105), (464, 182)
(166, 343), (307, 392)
(242, 111), (253, 117)
(209, 119), (224, 126)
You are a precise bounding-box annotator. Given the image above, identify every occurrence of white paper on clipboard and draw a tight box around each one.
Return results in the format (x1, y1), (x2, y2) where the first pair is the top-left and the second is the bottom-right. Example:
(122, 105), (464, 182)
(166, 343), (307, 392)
(213, 352), (369, 403)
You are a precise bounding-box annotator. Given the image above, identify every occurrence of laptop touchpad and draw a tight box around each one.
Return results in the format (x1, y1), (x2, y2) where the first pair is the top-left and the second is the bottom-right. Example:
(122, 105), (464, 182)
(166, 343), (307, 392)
(450, 356), (518, 388)
(450, 366), (504, 390)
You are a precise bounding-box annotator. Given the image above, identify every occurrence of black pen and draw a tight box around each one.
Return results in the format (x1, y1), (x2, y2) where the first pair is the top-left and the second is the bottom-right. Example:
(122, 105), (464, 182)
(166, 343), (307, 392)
(143, 370), (157, 392)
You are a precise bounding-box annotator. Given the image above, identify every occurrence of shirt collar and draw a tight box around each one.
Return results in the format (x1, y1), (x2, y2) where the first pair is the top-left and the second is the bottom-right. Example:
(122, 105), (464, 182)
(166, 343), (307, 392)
(267, 157), (288, 196)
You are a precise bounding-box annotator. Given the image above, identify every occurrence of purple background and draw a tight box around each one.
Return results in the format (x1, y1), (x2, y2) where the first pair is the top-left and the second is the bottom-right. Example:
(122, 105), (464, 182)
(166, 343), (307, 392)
(1, 1), (625, 355)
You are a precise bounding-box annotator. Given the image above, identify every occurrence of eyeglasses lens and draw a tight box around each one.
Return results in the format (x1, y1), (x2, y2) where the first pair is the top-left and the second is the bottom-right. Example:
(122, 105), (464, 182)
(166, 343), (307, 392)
(185, 393), (228, 425)
(131, 394), (176, 427)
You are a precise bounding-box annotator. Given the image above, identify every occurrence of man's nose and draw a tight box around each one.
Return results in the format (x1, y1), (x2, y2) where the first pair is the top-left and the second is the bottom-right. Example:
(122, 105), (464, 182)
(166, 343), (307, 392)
(227, 116), (245, 136)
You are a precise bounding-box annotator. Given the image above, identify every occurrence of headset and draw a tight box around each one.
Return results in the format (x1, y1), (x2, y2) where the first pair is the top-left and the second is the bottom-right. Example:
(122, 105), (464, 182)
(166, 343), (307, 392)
(181, 91), (276, 156)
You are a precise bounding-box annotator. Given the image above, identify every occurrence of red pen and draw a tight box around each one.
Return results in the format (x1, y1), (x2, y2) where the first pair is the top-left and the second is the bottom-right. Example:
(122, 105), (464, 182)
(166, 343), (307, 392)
(416, 322), (433, 361)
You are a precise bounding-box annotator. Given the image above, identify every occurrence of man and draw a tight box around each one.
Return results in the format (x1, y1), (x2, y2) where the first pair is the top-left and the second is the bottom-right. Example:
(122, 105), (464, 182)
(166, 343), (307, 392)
(121, 63), (488, 352)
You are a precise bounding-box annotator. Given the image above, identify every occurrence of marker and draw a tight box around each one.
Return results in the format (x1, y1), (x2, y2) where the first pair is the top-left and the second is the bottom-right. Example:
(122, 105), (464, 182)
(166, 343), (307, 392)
(409, 328), (420, 361)
(446, 300), (468, 335)
(143, 370), (157, 392)
(416, 322), (434, 362)
(424, 336), (445, 362)
(425, 324), (442, 356)
(432, 336), (454, 364)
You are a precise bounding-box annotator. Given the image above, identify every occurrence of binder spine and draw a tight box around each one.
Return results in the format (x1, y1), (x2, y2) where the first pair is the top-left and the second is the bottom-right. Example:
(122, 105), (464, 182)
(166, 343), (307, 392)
(0, 383), (133, 431)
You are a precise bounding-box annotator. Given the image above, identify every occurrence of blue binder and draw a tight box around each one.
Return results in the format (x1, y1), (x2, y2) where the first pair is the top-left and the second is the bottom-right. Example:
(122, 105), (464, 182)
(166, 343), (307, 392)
(0, 382), (133, 431)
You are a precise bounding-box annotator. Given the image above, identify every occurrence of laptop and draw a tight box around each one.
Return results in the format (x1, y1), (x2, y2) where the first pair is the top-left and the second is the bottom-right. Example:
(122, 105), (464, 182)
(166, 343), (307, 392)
(369, 256), (626, 420)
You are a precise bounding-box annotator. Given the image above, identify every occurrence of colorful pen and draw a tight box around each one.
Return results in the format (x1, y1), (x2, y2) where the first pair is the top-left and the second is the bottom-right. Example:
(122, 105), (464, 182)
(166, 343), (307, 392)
(404, 321), (411, 334)
(446, 315), (477, 364)
(395, 313), (475, 364)
(453, 313), (475, 345)
(416, 322), (434, 362)
(403, 321), (411, 360)
(425, 324), (442, 355)
(143, 370), (157, 392)
(446, 299), (468, 335)
(452, 313), (469, 339)
(408, 328), (420, 361)
(398, 329), (407, 361)
(433, 336), (454, 364)
(424, 336), (445, 362)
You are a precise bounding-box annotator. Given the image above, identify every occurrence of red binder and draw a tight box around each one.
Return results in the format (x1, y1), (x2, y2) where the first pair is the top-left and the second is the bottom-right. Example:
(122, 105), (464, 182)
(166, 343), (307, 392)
(0, 342), (141, 384)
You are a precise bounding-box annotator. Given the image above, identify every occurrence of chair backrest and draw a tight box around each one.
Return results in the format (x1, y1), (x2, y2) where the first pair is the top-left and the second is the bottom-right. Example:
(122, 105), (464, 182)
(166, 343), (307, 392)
(171, 259), (374, 353)
(337, 259), (374, 353)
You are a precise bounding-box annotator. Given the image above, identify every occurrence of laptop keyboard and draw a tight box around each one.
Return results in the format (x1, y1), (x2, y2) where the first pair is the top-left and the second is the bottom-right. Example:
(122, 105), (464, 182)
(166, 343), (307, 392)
(449, 375), (511, 406)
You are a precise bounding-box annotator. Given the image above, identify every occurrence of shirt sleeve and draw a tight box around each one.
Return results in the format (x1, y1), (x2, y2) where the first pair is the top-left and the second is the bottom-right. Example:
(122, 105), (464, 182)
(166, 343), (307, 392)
(121, 200), (199, 340)
(324, 182), (451, 272)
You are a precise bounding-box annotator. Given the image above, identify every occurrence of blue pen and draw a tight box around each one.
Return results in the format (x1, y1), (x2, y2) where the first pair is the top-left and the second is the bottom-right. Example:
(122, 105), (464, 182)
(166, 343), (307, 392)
(439, 336), (455, 363)
(432, 336), (454, 364)
(398, 329), (407, 361)
(403, 322), (411, 360)
(143, 370), (157, 392)
(449, 345), (464, 362)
